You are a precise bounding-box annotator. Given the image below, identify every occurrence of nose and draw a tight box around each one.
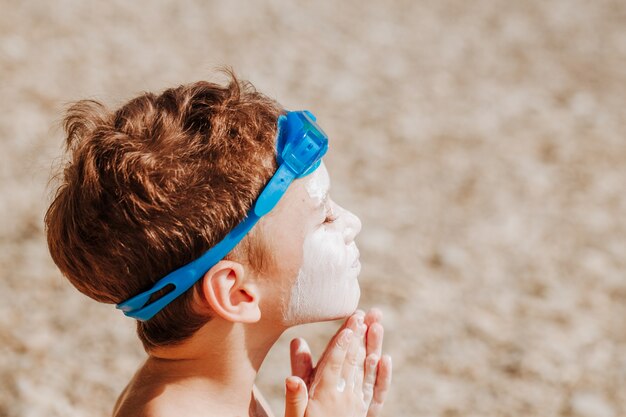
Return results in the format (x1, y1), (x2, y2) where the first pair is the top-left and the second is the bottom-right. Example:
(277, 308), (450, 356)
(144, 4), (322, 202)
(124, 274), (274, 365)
(342, 209), (362, 244)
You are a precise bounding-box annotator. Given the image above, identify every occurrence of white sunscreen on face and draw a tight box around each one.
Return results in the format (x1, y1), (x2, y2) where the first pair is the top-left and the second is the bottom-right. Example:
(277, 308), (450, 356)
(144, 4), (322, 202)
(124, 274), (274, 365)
(285, 227), (355, 322)
(305, 166), (329, 204)
(284, 165), (360, 323)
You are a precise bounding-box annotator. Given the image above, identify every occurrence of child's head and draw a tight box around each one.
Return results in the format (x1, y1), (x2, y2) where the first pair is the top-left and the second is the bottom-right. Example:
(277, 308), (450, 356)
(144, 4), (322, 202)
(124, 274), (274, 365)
(45, 73), (362, 351)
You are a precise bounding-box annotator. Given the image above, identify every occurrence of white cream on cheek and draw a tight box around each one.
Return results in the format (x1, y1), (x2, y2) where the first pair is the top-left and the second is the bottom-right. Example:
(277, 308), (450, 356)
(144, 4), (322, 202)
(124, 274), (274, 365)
(284, 165), (360, 323)
(285, 224), (359, 323)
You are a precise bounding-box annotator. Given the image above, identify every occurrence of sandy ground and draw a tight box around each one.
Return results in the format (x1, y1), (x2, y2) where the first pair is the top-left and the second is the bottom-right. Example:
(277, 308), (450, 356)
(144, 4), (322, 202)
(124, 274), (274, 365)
(1, 1), (626, 416)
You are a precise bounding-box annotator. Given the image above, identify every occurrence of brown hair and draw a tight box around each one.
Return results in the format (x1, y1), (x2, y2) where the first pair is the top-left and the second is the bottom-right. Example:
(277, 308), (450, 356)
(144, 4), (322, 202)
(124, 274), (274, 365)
(45, 73), (281, 350)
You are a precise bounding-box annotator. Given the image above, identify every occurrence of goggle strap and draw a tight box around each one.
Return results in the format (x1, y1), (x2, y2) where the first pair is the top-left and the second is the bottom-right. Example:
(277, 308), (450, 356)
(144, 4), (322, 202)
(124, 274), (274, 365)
(115, 110), (327, 321)
(117, 212), (262, 320)
(254, 164), (297, 217)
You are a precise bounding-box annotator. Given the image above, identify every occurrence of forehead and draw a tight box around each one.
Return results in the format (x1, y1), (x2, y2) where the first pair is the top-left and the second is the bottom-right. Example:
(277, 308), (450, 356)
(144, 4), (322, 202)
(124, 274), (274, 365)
(255, 162), (330, 272)
(264, 162), (330, 223)
(290, 162), (329, 209)
(303, 163), (330, 205)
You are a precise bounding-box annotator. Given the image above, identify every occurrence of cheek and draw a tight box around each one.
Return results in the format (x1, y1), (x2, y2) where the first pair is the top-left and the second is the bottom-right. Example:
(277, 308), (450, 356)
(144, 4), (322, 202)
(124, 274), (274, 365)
(301, 227), (348, 278)
(282, 225), (360, 324)
(265, 215), (307, 278)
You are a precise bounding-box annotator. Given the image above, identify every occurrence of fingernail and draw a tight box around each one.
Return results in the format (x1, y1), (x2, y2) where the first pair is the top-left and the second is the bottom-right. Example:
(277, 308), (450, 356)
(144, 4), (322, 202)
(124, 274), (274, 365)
(286, 378), (300, 392)
(295, 339), (307, 353)
(355, 317), (365, 334)
(339, 329), (353, 348)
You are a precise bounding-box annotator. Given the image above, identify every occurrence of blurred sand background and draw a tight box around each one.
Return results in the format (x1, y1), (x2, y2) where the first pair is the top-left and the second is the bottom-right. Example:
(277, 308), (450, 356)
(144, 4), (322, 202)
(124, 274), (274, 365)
(2, 1), (626, 416)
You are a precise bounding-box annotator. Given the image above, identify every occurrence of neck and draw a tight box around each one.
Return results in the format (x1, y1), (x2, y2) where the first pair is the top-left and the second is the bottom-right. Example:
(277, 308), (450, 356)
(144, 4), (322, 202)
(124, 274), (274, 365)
(133, 318), (285, 416)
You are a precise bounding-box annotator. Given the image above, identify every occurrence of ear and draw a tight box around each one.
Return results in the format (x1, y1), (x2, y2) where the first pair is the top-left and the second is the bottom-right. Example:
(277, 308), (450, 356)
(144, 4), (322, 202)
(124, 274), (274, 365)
(198, 260), (261, 323)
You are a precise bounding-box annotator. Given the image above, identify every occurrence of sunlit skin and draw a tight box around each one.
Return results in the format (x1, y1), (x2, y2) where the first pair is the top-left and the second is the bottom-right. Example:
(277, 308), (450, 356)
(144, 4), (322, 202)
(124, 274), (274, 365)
(267, 163), (363, 325)
(112, 164), (391, 417)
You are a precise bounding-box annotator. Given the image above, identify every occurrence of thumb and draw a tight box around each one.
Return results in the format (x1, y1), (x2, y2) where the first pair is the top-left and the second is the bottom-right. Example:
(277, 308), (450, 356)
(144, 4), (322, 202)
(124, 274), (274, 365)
(290, 338), (313, 385)
(284, 376), (308, 417)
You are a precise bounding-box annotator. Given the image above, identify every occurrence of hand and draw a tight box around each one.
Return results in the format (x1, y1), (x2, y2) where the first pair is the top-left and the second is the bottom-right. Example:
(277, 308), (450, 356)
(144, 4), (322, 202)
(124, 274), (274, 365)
(284, 309), (392, 417)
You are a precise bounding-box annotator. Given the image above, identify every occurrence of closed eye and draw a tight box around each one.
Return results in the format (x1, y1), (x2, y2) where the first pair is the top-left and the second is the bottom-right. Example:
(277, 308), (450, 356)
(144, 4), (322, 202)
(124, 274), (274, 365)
(322, 195), (337, 224)
(324, 213), (338, 224)
(324, 202), (338, 224)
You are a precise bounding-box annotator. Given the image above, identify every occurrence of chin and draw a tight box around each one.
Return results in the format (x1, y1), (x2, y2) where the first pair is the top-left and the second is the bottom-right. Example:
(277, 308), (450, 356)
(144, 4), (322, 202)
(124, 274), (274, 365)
(282, 273), (361, 326)
(323, 286), (361, 322)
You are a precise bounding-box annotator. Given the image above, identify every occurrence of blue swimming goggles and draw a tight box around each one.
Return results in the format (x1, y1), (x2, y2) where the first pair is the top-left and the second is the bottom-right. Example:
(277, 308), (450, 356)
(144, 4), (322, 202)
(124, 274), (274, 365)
(116, 110), (329, 321)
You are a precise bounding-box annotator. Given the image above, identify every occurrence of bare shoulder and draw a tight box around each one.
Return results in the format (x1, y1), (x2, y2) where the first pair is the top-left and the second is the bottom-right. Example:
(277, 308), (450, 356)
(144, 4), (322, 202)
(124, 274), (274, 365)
(112, 388), (149, 417)
(113, 368), (274, 417)
(113, 394), (174, 417)
(115, 380), (252, 417)
(252, 384), (276, 417)
(112, 375), (161, 417)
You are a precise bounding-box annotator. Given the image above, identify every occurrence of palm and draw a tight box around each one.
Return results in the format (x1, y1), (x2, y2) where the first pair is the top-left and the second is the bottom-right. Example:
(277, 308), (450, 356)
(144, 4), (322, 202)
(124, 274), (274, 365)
(289, 309), (390, 416)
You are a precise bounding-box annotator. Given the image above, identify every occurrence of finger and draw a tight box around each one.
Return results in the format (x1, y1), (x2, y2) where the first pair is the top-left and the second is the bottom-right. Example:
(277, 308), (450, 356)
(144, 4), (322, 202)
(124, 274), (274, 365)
(366, 322), (384, 360)
(364, 308), (382, 327)
(323, 311), (364, 354)
(366, 355), (392, 417)
(364, 308), (383, 360)
(290, 338), (313, 386)
(284, 377), (308, 417)
(315, 313), (363, 376)
(341, 317), (365, 392)
(353, 320), (368, 394)
(315, 328), (353, 390)
(362, 354), (379, 406)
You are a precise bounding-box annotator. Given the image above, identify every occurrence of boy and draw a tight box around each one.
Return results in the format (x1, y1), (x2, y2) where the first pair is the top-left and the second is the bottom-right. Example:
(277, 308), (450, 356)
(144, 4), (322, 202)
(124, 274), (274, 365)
(45, 72), (391, 416)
